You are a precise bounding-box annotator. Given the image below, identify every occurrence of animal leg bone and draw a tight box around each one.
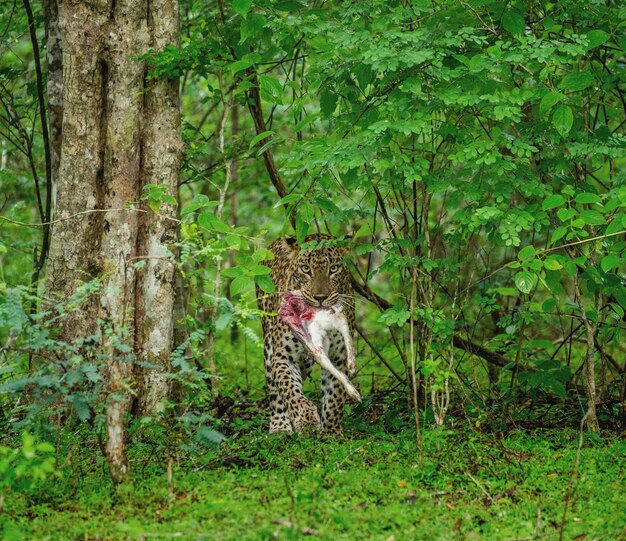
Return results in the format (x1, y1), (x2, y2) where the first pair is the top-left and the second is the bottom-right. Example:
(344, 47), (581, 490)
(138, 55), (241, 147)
(278, 291), (360, 402)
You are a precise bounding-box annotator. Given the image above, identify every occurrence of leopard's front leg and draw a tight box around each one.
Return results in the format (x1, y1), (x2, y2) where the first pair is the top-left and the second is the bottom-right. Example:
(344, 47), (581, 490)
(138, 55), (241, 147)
(271, 347), (320, 434)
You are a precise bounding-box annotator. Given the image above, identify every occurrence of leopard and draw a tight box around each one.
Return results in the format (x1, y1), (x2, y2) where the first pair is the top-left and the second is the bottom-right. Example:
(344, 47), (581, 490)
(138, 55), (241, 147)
(256, 233), (356, 436)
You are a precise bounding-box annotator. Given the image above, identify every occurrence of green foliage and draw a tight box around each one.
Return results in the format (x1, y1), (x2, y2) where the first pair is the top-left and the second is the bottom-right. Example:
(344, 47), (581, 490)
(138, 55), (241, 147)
(140, 183), (178, 212)
(2, 0), (625, 435)
(0, 285), (113, 425)
(2, 2), (626, 529)
(2, 426), (626, 540)
(0, 431), (55, 511)
(0, 2), (45, 292)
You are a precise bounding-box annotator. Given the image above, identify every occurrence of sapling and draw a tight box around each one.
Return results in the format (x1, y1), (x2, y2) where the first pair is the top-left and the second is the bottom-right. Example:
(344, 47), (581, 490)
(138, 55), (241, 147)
(278, 291), (360, 402)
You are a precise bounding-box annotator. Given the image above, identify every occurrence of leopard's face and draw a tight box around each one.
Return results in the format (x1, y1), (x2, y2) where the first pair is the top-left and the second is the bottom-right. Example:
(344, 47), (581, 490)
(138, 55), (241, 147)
(289, 244), (351, 309)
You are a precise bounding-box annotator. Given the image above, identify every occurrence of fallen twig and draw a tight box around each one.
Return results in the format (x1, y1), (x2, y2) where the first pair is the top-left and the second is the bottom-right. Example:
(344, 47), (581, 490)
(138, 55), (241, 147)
(271, 519), (319, 537)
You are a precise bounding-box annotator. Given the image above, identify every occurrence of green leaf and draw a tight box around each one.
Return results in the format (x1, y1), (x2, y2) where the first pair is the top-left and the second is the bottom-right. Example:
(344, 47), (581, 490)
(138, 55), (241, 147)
(615, 286), (626, 310)
(147, 199), (161, 213)
(249, 264), (272, 276)
(557, 207), (575, 222)
(240, 13), (266, 42)
(493, 287), (519, 297)
(256, 136), (284, 157)
(213, 219), (232, 234)
(514, 271), (536, 295)
(222, 267), (245, 278)
(249, 130), (276, 151)
(550, 226), (567, 245)
(276, 193), (303, 207)
(320, 89), (338, 117)
(575, 192), (601, 204)
(501, 11), (525, 34)
(543, 257), (563, 271)
(518, 245), (535, 260)
(559, 71), (594, 92)
(378, 307), (411, 327)
(255, 275), (276, 293)
(539, 92), (564, 115)
(259, 75), (283, 105)
(356, 243), (374, 255)
(230, 275), (254, 296)
(229, 55), (259, 74)
(226, 235), (241, 249)
(542, 194), (565, 210)
(542, 298), (557, 312)
(353, 63), (372, 89)
(585, 29), (609, 49)
(296, 214), (309, 245)
(293, 113), (319, 133)
(198, 213), (232, 234)
(181, 194), (214, 217)
(215, 309), (233, 330)
(546, 379), (567, 400)
(610, 303), (624, 319)
(295, 203), (314, 244)
(579, 210), (605, 226)
(601, 254), (619, 273)
(195, 428), (227, 446)
(545, 270), (564, 294)
(68, 395), (91, 421)
(197, 213), (213, 231)
(552, 105), (573, 136)
(162, 194), (177, 206)
(605, 215), (625, 235)
(82, 364), (101, 383)
(233, 0), (253, 17)
(252, 248), (274, 263)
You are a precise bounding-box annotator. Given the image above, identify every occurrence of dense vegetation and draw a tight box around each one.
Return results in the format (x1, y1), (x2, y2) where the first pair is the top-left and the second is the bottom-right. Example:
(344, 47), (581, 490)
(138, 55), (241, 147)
(1, 0), (626, 538)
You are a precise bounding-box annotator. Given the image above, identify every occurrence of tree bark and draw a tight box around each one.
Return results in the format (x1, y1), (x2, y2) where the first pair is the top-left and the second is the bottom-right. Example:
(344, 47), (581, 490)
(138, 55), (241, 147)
(45, 0), (182, 483)
(133, 0), (182, 416)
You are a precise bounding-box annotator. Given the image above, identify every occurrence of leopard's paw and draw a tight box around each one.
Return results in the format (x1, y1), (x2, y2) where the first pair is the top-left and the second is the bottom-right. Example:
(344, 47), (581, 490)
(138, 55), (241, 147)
(293, 398), (321, 434)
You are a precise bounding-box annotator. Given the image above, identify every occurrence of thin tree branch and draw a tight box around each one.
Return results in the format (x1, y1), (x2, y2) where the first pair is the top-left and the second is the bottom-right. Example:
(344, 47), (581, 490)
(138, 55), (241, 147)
(23, 0), (52, 278)
(0, 207), (181, 227)
(354, 323), (403, 383)
(350, 274), (526, 372)
(245, 68), (294, 227)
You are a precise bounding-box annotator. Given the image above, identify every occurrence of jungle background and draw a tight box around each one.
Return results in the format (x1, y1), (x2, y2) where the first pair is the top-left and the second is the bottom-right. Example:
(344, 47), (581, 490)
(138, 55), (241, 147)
(1, 0), (626, 539)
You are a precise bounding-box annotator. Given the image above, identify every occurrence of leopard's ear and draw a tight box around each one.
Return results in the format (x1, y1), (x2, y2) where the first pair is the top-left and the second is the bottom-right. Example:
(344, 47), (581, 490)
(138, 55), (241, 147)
(343, 232), (354, 240)
(285, 236), (298, 248)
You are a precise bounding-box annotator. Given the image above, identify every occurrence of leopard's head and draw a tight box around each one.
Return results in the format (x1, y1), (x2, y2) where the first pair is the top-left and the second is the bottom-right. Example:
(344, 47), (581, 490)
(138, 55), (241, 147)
(286, 235), (351, 308)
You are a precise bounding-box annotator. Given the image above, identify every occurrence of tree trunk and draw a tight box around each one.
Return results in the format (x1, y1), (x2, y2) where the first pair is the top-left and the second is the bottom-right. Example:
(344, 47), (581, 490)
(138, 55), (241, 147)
(45, 0), (182, 483)
(133, 0), (182, 416)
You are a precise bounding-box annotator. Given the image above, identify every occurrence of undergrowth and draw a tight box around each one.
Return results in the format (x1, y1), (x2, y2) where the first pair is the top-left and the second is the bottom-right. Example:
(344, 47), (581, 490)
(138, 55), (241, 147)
(2, 414), (625, 541)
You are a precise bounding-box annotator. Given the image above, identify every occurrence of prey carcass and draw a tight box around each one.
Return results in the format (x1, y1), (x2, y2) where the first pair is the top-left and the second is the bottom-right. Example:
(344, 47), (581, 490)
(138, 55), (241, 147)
(278, 290), (360, 402)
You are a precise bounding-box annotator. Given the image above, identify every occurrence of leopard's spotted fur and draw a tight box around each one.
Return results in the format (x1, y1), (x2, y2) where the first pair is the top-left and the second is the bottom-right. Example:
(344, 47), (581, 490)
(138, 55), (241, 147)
(256, 234), (356, 436)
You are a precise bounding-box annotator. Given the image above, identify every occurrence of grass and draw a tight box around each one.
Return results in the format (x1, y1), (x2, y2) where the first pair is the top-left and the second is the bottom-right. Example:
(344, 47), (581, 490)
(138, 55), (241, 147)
(2, 418), (626, 540)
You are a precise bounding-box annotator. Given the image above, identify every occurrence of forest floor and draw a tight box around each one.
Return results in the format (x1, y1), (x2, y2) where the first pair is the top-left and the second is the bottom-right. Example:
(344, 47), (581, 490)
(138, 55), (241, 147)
(2, 403), (626, 541)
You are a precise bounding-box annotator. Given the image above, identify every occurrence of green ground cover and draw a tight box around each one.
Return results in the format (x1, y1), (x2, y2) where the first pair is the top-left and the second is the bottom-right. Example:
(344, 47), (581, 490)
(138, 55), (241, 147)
(3, 423), (625, 540)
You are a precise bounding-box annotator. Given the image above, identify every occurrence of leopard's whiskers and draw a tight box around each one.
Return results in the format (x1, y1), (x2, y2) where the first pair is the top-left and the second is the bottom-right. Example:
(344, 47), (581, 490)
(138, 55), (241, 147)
(336, 293), (363, 305)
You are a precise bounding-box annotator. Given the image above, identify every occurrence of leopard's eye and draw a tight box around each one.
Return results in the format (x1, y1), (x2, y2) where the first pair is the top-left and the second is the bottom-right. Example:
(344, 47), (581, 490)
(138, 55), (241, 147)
(329, 264), (340, 274)
(300, 264), (311, 274)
